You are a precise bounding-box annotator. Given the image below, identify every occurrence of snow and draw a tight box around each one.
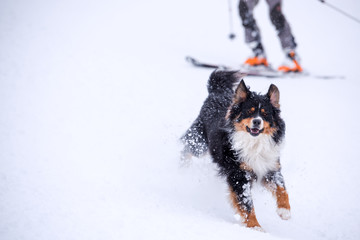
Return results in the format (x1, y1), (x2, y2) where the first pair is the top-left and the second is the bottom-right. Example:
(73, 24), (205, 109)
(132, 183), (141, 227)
(1, 0), (360, 239)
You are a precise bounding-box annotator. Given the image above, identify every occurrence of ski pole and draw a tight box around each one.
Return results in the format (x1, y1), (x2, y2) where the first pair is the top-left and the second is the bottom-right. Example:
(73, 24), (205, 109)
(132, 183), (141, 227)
(318, 0), (360, 25)
(228, 0), (236, 40)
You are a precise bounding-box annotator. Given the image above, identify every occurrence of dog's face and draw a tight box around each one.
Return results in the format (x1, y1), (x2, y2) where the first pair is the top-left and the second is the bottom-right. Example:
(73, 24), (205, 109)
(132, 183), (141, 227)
(227, 80), (280, 137)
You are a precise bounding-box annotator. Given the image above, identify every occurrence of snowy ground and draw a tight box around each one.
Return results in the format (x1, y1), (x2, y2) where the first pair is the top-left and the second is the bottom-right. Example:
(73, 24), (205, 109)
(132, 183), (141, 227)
(1, 0), (360, 239)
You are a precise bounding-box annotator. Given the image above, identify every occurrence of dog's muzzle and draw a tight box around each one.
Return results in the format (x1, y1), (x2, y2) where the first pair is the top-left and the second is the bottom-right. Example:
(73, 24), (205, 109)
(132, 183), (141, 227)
(247, 117), (264, 137)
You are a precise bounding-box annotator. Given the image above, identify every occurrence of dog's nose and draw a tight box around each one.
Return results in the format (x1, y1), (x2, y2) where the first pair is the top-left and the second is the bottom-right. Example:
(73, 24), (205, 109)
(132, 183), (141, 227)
(252, 118), (261, 127)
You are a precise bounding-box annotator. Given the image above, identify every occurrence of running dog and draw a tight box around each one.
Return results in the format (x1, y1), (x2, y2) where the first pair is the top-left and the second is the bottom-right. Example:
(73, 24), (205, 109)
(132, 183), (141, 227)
(181, 70), (290, 230)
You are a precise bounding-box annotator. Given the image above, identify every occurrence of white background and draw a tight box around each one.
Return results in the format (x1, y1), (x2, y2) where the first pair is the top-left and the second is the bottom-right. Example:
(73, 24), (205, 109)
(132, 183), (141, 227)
(1, 0), (360, 239)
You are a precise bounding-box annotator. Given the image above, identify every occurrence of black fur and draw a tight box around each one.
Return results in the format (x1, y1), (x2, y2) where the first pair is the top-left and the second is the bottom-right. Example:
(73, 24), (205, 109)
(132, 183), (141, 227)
(181, 70), (288, 224)
(181, 71), (237, 157)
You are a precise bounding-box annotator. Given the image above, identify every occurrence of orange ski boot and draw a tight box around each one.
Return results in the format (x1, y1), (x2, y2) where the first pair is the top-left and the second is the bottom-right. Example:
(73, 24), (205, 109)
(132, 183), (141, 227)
(278, 51), (303, 73)
(244, 54), (269, 67)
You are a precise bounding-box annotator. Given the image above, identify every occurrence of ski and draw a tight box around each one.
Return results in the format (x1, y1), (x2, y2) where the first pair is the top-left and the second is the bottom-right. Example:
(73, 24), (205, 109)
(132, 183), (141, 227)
(185, 56), (229, 70)
(185, 56), (345, 79)
(186, 56), (293, 78)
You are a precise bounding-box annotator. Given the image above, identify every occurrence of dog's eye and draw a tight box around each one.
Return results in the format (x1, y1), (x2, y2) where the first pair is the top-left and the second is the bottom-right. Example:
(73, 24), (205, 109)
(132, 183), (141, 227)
(235, 113), (242, 122)
(261, 109), (267, 116)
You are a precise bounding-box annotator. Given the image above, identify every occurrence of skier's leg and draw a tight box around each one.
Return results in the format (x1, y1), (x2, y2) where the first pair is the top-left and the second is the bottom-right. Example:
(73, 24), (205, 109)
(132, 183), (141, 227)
(266, 0), (302, 72)
(266, 0), (296, 51)
(239, 0), (265, 57)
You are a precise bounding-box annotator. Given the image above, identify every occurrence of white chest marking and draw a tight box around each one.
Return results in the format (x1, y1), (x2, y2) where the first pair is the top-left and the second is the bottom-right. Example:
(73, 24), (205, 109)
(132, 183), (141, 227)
(231, 131), (283, 179)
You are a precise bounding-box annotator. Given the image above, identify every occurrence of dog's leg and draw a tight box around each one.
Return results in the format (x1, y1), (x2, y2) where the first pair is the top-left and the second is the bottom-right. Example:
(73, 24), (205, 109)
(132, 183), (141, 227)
(227, 170), (262, 230)
(181, 117), (208, 158)
(263, 170), (291, 220)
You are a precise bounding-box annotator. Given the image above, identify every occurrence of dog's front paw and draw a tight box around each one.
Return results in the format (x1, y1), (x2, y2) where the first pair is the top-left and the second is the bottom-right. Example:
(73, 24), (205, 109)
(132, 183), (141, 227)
(277, 208), (291, 220)
(251, 226), (266, 232)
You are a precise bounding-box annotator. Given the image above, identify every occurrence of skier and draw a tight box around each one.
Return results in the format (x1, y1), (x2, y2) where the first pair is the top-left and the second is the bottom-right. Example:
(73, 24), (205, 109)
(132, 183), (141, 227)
(239, 0), (302, 72)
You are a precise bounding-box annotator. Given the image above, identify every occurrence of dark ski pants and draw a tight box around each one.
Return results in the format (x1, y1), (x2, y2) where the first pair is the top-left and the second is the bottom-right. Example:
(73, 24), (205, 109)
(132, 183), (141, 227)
(239, 0), (297, 56)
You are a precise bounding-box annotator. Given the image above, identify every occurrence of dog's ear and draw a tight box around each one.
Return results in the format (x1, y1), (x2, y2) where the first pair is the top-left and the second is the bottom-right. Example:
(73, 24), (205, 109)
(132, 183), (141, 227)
(234, 79), (249, 104)
(267, 84), (280, 108)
